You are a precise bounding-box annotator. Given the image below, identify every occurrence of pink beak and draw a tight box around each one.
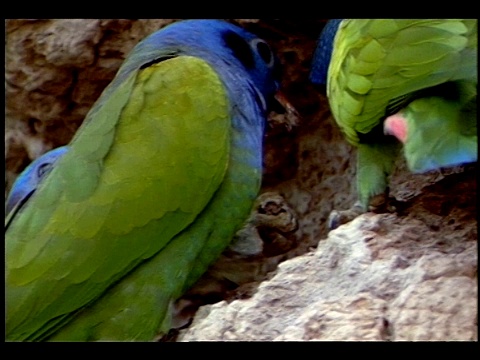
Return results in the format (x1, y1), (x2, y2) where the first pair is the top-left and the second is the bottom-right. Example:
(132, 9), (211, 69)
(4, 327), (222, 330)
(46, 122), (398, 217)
(384, 114), (408, 143)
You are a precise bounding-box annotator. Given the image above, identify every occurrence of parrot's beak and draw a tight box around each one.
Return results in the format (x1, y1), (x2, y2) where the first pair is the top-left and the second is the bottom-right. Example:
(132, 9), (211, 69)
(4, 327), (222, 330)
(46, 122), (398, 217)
(268, 91), (300, 131)
(384, 114), (408, 143)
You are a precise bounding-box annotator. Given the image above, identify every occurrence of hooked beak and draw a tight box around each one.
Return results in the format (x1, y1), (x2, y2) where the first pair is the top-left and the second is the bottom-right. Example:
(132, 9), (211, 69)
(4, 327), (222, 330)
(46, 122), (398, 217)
(384, 114), (407, 144)
(268, 90), (300, 131)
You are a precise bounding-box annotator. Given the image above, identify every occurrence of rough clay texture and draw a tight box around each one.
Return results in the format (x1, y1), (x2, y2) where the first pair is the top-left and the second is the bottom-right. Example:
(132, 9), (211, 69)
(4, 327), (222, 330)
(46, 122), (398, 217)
(5, 19), (477, 341)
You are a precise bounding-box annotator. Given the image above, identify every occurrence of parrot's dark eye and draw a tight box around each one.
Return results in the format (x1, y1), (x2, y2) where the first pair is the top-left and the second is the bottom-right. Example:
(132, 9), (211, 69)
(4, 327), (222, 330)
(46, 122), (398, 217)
(223, 30), (254, 69)
(37, 162), (53, 179)
(251, 39), (274, 67)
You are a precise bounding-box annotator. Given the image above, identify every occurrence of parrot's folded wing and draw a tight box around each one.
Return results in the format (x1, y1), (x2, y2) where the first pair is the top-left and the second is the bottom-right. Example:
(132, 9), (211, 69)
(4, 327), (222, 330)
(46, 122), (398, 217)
(6, 56), (231, 341)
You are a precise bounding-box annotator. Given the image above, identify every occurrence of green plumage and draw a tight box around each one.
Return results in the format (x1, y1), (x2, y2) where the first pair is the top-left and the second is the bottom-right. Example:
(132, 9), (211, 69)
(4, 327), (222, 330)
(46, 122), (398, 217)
(326, 19), (477, 210)
(6, 18), (280, 341)
(49, 145), (260, 341)
(6, 56), (232, 341)
(399, 81), (477, 172)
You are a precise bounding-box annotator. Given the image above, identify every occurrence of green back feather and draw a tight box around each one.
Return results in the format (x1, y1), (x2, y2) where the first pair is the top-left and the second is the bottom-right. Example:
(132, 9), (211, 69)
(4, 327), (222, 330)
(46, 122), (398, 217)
(6, 56), (231, 341)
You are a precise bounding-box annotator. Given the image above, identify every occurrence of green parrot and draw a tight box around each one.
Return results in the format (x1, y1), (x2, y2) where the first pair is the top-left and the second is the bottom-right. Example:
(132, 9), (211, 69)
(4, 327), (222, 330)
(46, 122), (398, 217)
(6, 19), (282, 341)
(310, 19), (477, 229)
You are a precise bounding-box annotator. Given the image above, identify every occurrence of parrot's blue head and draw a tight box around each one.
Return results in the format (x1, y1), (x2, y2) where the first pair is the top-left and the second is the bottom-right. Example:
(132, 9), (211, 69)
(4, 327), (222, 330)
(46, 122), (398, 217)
(309, 19), (343, 85)
(122, 19), (281, 111)
(6, 146), (68, 216)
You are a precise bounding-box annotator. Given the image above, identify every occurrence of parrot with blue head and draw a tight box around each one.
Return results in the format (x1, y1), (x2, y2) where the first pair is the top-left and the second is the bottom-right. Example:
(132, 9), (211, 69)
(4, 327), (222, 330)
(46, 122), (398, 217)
(6, 146), (68, 221)
(6, 19), (284, 341)
(310, 19), (477, 229)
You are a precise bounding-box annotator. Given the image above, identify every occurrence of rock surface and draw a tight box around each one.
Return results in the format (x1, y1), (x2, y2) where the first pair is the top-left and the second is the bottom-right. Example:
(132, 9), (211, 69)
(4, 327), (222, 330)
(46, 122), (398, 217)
(5, 19), (477, 341)
(178, 210), (477, 341)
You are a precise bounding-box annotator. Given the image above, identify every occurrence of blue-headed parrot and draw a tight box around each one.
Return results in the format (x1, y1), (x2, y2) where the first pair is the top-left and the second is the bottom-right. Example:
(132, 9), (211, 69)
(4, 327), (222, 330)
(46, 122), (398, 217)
(310, 19), (477, 229)
(6, 19), (284, 341)
(6, 146), (68, 221)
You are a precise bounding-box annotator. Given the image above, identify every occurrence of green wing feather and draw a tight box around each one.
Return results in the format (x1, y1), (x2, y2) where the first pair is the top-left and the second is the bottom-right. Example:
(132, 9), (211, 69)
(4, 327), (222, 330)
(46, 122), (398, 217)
(48, 145), (261, 341)
(6, 56), (230, 341)
(45, 59), (263, 342)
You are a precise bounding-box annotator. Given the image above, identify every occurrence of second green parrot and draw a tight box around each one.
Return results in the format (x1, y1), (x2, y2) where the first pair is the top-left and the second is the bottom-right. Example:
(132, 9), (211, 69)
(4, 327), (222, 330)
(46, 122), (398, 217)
(6, 19), (281, 341)
(310, 19), (477, 228)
